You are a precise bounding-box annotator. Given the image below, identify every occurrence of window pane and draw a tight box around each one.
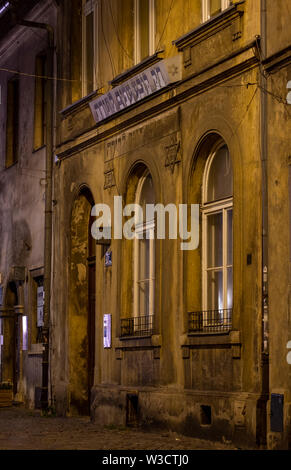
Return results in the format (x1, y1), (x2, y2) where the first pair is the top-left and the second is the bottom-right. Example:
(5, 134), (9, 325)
(85, 11), (94, 94)
(207, 270), (223, 310)
(139, 0), (149, 60)
(139, 237), (150, 315)
(227, 209), (233, 265)
(210, 0), (221, 16)
(206, 145), (233, 202)
(207, 212), (222, 268)
(227, 267), (233, 309)
(139, 173), (155, 208)
(34, 55), (46, 149)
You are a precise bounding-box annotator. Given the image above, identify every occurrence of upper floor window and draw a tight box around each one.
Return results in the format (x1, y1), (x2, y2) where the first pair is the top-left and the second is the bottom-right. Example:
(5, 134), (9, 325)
(34, 54), (46, 150)
(134, 171), (155, 323)
(202, 143), (233, 313)
(82, 0), (98, 96)
(202, 0), (231, 22)
(5, 77), (19, 168)
(134, 0), (155, 64)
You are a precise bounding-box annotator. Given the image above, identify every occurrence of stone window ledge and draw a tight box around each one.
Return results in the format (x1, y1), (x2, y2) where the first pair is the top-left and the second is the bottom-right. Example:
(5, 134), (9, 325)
(173, 1), (245, 51)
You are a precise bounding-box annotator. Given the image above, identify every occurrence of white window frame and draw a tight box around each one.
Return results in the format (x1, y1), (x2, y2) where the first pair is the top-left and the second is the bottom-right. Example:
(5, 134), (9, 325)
(134, 0), (155, 64)
(202, 0), (231, 23)
(133, 172), (155, 329)
(201, 144), (233, 319)
(82, 0), (98, 97)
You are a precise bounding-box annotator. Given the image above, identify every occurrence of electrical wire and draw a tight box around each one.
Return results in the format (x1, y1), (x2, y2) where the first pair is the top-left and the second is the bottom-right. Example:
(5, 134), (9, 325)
(0, 66), (79, 83)
(100, 0), (116, 79)
(155, 0), (175, 52)
(108, 0), (134, 65)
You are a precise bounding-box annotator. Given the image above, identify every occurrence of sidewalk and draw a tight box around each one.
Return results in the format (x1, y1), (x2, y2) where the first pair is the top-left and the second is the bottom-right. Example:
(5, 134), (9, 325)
(0, 406), (237, 450)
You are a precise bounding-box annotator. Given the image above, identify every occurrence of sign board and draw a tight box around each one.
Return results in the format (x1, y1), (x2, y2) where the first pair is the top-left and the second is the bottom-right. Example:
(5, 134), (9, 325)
(105, 249), (112, 267)
(103, 314), (111, 348)
(37, 286), (44, 327)
(90, 56), (182, 124)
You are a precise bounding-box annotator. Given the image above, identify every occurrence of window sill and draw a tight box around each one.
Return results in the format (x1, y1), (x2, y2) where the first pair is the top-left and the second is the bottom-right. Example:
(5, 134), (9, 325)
(115, 334), (162, 350)
(32, 144), (46, 153)
(60, 89), (102, 119)
(180, 330), (241, 356)
(4, 161), (18, 170)
(173, 1), (245, 50)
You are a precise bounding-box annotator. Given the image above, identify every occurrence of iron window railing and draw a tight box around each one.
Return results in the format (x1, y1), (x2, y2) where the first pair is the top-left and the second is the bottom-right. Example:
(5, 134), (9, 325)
(120, 314), (154, 337)
(188, 309), (232, 333)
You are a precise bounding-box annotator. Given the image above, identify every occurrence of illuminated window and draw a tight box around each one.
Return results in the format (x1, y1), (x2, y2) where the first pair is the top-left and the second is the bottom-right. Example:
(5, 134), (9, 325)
(202, 0), (231, 22)
(134, 171), (155, 327)
(134, 0), (155, 64)
(202, 144), (233, 314)
(5, 77), (19, 168)
(34, 54), (46, 150)
(30, 274), (44, 344)
(82, 0), (98, 96)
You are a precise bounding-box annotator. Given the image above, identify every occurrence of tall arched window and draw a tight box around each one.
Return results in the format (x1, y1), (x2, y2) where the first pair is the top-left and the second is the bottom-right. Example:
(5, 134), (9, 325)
(133, 170), (155, 334)
(202, 143), (233, 327)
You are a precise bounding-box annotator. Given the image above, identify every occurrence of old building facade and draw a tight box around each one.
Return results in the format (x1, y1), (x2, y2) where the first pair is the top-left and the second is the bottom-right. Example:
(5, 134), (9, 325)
(51, 0), (271, 448)
(0, 0), (57, 407)
(1, 0), (291, 450)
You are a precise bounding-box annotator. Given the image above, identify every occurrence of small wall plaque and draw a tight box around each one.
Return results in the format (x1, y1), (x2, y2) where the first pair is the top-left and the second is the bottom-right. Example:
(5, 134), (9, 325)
(103, 314), (112, 348)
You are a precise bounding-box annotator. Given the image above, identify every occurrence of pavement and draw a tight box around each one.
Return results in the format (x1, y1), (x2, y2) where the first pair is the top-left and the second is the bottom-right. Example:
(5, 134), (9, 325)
(0, 406), (237, 450)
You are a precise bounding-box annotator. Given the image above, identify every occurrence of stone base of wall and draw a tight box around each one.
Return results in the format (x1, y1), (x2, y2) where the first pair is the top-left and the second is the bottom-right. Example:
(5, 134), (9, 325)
(91, 385), (265, 449)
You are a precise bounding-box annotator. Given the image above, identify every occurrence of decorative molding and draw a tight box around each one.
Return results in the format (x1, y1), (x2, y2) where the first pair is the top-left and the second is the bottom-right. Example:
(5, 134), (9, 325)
(173, 1), (245, 51)
(104, 169), (115, 190)
(153, 347), (160, 359)
(165, 131), (182, 172)
(56, 45), (257, 161)
(182, 346), (190, 359)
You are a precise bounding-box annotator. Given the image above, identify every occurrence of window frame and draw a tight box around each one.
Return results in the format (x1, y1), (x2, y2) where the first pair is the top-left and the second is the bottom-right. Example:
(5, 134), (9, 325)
(134, 0), (155, 65)
(201, 0), (231, 23)
(133, 171), (155, 325)
(5, 76), (19, 168)
(33, 53), (46, 151)
(82, 0), (98, 97)
(201, 143), (233, 317)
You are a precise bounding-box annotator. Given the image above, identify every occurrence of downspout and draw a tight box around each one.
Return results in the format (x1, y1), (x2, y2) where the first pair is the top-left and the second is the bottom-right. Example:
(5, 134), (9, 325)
(258, 0), (269, 446)
(15, 18), (54, 412)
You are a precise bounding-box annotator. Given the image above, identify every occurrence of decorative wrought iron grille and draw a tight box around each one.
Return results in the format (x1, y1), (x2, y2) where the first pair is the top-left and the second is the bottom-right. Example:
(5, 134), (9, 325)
(120, 314), (154, 337)
(188, 309), (232, 333)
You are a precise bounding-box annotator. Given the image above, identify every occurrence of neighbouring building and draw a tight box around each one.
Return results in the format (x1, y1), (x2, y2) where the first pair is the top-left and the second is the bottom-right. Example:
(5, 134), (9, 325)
(1, 0), (291, 450)
(0, 0), (57, 408)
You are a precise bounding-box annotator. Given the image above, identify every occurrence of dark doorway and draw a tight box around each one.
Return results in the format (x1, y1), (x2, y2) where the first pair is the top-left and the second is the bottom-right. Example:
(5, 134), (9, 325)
(3, 282), (18, 395)
(87, 212), (96, 411)
(69, 189), (96, 415)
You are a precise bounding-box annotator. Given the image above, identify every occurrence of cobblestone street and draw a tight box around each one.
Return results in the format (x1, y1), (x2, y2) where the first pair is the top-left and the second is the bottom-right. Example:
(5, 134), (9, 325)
(0, 407), (237, 450)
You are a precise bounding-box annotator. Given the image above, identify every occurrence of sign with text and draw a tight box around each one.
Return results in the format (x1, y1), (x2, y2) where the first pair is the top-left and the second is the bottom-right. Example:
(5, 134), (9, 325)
(90, 56), (182, 123)
(103, 314), (111, 348)
(37, 285), (44, 327)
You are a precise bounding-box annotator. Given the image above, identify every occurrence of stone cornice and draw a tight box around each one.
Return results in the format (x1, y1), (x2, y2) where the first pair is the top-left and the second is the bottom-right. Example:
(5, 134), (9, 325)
(56, 44), (258, 161)
(173, 1), (245, 51)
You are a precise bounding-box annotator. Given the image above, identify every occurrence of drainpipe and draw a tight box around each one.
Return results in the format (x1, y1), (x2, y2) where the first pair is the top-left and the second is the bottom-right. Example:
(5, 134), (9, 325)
(258, 0), (269, 446)
(15, 17), (54, 412)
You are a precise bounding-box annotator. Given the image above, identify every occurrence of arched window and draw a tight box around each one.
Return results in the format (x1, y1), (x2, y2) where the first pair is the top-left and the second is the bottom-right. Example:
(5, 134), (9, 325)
(133, 170), (155, 334)
(202, 143), (233, 327)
